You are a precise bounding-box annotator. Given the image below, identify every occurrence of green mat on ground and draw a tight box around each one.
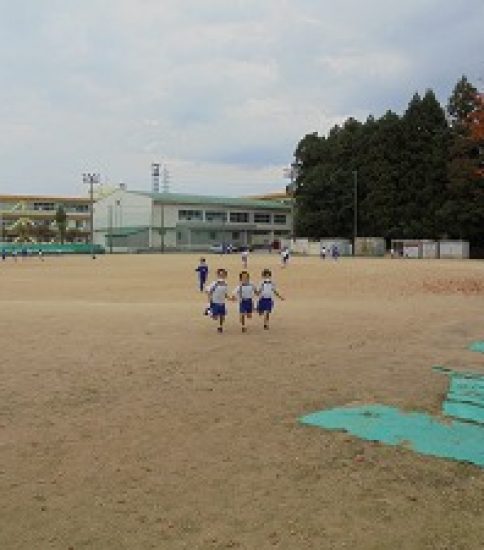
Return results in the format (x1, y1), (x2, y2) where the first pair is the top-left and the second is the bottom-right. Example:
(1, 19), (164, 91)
(300, 366), (484, 467)
(300, 405), (484, 467)
(469, 341), (484, 353)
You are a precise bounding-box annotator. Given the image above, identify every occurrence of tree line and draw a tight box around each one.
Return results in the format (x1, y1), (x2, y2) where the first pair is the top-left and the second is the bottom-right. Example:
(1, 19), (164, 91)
(292, 76), (484, 253)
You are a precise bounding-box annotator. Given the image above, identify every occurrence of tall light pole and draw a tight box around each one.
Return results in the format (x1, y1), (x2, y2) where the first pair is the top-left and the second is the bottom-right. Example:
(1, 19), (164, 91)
(353, 169), (358, 256)
(108, 204), (113, 254)
(151, 163), (160, 193)
(82, 173), (100, 258)
(283, 164), (297, 244)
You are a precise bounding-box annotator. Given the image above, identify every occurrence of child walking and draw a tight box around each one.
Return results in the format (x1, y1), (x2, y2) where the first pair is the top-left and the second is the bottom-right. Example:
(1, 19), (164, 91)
(232, 270), (256, 333)
(241, 247), (249, 269)
(195, 257), (209, 292)
(257, 268), (285, 330)
(281, 247), (290, 268)
(206, 268), (230, 333)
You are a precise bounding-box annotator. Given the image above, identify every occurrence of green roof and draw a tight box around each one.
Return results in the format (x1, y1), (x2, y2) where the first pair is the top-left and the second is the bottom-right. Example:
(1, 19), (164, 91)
(106, 226), (149, 237)
(129, 191), (290, 210)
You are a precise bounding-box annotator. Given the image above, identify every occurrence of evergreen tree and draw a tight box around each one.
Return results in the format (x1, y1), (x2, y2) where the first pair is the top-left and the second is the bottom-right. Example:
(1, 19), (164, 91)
(448, 75), (478, 129)
(399, 90), (451, 238)
(293, 77), (483, 253)
(439, 77), (484, 244)
(55, 205), (67, 244)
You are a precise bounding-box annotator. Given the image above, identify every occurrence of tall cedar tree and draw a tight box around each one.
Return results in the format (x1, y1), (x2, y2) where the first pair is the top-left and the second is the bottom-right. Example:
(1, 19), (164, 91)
(293, 76), (482, 251)
(440, 77), (484, 243)
(400, 90), (450, 238)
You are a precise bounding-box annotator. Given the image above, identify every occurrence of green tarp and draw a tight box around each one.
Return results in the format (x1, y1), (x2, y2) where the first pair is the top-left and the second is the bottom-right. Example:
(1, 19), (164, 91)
(300, 405), (484, 467)
(300, 366), (484, 468)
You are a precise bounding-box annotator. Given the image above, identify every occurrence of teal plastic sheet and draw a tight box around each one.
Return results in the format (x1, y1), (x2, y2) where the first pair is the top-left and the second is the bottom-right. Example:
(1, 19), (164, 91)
(300, 366), (484, 467)
(300, 405), (484, 467)
(437, 367), (484, 425)
(469, 341), (484, 353)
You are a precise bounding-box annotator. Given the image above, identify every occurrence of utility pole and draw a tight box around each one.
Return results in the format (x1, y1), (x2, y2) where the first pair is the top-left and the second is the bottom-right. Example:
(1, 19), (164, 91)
(283, 164), (297, 243)
(82, 173), (100, 258)
(353, 169), (358, 257)
(160, 165), (170, 252)
(162, 165), (170, 193)
(108, 204), (113, 254)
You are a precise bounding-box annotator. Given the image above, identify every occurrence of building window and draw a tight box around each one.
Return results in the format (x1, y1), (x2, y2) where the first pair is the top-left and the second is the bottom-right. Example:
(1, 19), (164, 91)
(74, 205), (89, 213)
(178, 209), (203, 221)
(177, 232), (182, 241)
(33, 202), (55, 211)
(205, 211), (227, 223)
(274, 214), (287, 225)
(209, 231), (217, 240)
(254, 213), (271, 224)
(229, 212), (249, 223)
(232, 232), (240, 240)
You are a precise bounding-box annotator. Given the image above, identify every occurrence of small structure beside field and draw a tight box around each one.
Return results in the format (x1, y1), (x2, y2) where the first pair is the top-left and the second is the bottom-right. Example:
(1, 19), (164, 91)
(391, 239), (470, 259)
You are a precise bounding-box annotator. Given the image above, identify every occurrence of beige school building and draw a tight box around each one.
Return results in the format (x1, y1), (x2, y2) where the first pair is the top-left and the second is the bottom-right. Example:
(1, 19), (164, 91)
(93, 189), (292, 252)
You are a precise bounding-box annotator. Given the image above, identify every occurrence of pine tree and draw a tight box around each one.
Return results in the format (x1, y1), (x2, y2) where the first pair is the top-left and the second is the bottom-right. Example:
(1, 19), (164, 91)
(439, 77), (484, 245)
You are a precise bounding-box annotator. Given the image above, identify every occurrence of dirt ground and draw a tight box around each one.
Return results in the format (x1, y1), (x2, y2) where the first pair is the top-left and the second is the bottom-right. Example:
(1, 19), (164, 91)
(1, 253), (484, 550)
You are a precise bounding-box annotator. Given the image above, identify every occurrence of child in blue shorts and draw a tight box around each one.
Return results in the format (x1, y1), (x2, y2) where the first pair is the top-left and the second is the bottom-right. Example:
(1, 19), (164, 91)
(257, 268), (285, 330)
(232, 270), (256, 333)
(206, 268), (229, 333)
(195, 257), (209, 292)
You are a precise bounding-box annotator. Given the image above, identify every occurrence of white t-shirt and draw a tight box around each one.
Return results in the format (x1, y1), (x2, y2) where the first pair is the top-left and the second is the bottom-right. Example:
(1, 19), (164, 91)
(233, 283), (255, 300)
(241, 250), (249, 259)
(259, 280), (276, 299)
(207, 280), (228, 304)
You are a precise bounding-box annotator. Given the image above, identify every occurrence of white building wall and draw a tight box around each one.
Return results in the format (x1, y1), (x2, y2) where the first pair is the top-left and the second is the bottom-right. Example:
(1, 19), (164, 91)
(93, 189), (153, 246)
(94, 190), (291, 250)
(439, 240), (470, 259)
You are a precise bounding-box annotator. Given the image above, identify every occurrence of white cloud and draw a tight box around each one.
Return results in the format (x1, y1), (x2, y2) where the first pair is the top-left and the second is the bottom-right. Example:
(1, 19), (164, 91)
(0, 0), (483, 196)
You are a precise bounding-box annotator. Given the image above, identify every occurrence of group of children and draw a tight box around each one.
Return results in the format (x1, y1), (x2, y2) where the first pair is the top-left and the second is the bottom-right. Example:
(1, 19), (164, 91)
(1, 248), (44, 261)
(196, 257), (284, 333)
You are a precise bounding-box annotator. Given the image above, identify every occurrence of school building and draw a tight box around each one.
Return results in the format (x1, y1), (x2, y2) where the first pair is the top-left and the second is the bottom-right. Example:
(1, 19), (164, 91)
(93, 188), (292, 252)
(0, 194), (91, 243)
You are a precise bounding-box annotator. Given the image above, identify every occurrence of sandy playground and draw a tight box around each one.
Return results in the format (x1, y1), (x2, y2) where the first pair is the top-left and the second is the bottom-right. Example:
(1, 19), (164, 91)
(1, 253), (484, 550)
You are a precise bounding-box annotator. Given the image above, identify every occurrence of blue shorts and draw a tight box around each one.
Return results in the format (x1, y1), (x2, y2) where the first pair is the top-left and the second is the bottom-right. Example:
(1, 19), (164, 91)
(211, 302), (226, 317)
(239, 299), (253, 315)
(257, 297), (273, 313)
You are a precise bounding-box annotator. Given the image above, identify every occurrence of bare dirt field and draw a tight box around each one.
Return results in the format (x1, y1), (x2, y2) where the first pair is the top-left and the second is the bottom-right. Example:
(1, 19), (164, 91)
(1, 253), (484, 550)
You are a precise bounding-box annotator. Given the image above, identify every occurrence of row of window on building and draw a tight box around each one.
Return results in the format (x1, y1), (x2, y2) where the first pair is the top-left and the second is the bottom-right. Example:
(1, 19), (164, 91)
(0, 202), (89, 213)
(32, 202), (89, 213)
(178, 210), (287, 225)
(0, 219), (88, 229)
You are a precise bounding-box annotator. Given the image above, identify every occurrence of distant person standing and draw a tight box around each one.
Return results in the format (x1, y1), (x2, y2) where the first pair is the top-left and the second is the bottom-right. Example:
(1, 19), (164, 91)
(281, 247), (290, 268)
(320, 245), (326, 260)
(331, 244), (340, 261)
(241, 247), (249, 269)
(195, 257), (209, 292)
(1, 248), (6, 261)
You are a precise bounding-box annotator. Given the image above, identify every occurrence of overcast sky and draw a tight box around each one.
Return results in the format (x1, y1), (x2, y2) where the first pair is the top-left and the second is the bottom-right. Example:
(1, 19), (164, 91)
(0, 0), (483, 198)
